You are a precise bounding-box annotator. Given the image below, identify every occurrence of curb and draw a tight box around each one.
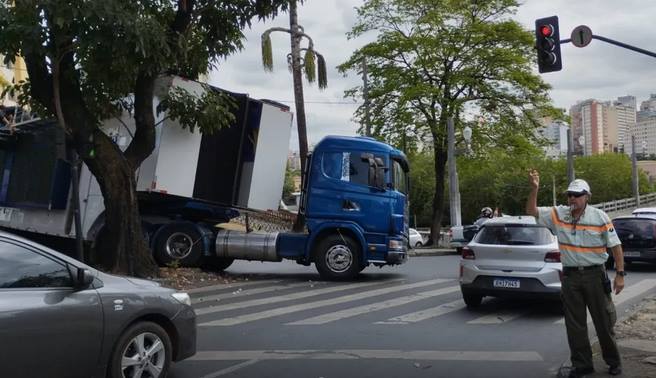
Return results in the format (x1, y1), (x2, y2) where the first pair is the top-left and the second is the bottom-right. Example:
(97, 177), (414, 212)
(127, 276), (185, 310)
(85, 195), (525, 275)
(408, 249), (458, 257)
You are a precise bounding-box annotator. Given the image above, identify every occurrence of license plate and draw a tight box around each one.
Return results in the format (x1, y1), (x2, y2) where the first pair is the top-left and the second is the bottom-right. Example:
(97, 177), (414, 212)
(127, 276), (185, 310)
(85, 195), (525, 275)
(493, 278), (520, 289)
(624, 251), (641, 257)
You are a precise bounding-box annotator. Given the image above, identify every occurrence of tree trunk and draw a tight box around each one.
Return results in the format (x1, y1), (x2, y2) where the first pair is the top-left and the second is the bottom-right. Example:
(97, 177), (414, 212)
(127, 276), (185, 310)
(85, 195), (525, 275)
(85, 130), (158, 277)
(429, 146), (448, 247)
(289, 0), (308, 232)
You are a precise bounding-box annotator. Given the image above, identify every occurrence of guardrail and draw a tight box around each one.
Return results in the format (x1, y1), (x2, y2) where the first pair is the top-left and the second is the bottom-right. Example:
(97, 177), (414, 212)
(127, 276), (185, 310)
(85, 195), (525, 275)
(591, 193), (656, 214)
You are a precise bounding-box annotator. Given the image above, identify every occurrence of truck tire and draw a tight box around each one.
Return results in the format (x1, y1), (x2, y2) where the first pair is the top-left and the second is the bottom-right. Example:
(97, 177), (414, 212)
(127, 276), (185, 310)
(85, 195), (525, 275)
(153, 223), (204, 267)
(203, 256), (235, 272)
(314, 234), (361, 281)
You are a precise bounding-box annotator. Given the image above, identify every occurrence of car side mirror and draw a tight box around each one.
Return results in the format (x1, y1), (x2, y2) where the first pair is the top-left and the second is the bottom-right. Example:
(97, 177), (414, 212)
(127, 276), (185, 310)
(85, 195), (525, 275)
(75, 268), (94, 290)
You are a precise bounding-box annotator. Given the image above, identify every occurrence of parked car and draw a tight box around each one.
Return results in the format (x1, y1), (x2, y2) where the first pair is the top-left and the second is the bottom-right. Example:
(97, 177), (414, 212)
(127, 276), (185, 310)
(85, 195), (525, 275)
(459, 216), (562, 308)
(632, 207), (656, 216)
(0, 231), (196, 378)
(409, 228), (425, 248)
(611, 214), (656, 266)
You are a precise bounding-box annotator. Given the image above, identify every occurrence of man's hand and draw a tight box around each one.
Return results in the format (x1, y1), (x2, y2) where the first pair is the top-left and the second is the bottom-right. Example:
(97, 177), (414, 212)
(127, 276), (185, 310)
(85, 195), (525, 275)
(613, 275), (624, 294)
(528, 169), (540, 190)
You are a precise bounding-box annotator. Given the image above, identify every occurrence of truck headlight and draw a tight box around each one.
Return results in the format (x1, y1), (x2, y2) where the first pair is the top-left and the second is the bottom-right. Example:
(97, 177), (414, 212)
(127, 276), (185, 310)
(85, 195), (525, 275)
(388, 239), (405, 251)
(171, 292), (191, 306)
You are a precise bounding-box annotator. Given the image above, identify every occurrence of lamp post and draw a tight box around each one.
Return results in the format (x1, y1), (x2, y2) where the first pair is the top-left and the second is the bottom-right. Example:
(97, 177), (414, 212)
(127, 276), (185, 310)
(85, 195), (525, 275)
(448, 118), (472, 227)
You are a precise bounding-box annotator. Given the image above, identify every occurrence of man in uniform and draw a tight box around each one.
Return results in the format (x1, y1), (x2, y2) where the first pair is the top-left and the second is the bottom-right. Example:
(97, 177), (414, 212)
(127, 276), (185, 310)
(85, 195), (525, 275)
(526, 170), (625, 377)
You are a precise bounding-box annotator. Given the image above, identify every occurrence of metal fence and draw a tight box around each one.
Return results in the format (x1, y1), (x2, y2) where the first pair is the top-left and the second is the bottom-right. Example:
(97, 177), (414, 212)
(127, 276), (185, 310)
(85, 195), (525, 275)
(591, 193), (656, 214)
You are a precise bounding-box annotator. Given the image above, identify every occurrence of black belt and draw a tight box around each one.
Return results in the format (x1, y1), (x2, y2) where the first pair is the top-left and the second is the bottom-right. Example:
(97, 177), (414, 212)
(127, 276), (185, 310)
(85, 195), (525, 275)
(563, 265), (603, 272)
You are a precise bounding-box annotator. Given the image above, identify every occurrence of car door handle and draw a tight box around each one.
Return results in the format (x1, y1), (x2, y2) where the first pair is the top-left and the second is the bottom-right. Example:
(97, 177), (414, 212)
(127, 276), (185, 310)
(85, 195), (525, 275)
(342, 200), (360, 211)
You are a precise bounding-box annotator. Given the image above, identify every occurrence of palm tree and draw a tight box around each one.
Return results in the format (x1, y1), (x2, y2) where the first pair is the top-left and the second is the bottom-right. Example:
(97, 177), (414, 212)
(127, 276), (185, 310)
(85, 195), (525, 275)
(261, 0), (326, 231)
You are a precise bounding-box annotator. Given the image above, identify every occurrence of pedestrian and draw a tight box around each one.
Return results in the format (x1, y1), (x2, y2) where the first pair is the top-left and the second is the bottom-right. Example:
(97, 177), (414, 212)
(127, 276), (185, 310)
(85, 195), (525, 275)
(473, 206), (494, 227)
(526, 169), (625, 378)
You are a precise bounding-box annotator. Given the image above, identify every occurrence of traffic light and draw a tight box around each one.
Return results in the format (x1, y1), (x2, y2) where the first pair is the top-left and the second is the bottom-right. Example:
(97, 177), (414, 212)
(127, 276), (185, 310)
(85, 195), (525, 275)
(535, 16), (562, 73)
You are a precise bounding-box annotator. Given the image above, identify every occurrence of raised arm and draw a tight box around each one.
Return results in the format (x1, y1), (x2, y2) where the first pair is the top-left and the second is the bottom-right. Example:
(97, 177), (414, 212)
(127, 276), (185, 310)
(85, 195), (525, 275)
(526, 169), (540, 217)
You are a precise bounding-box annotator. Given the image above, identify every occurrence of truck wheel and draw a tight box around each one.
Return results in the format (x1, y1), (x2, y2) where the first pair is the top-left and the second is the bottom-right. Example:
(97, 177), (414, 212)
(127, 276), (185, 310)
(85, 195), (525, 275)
(203, 256), (235, 272)
(108, 321), (171, 378)
(153, 223), (203, 267)
(314, 234), (361, 281)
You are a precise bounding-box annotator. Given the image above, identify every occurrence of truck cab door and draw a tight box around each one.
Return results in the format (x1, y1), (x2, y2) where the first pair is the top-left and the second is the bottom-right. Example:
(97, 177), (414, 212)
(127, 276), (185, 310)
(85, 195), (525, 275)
(307, 151), (390, 235)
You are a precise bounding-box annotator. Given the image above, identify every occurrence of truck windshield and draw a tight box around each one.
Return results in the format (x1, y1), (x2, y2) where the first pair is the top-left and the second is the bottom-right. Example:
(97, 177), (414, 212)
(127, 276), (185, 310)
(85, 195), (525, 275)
(392, 160), (408, 194)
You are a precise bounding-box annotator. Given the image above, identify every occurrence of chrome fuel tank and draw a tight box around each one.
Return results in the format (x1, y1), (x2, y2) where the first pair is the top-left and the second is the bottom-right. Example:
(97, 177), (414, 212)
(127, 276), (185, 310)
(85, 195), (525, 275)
(215, 230), (280, 262)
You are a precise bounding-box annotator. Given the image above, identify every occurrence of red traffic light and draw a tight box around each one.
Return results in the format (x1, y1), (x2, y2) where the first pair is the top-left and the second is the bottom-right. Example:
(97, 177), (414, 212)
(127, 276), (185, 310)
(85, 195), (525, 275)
(540, 24), (554, 37)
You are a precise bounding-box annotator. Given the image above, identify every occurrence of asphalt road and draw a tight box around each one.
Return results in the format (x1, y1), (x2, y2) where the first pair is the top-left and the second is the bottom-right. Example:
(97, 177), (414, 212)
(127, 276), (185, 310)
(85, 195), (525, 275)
(169, 256), (656, 378)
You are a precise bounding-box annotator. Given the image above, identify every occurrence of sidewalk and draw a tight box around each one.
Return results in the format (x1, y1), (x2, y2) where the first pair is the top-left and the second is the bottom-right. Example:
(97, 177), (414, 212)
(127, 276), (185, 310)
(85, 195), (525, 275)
(558, 295), (656, 377)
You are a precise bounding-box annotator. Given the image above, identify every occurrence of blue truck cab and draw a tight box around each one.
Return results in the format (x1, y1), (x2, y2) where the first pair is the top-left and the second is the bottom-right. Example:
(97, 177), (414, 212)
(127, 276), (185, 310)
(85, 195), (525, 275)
(278, 135), (410, 280)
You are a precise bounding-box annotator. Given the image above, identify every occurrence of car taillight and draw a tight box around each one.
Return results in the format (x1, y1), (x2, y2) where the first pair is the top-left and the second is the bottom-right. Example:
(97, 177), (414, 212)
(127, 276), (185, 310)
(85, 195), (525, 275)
(462, 247), (475, 260)
(544, 250), (561, 262)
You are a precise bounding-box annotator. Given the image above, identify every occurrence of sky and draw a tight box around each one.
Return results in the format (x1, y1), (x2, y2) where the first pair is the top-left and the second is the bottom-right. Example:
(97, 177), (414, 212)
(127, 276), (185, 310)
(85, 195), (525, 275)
(209, 1), (656, 151)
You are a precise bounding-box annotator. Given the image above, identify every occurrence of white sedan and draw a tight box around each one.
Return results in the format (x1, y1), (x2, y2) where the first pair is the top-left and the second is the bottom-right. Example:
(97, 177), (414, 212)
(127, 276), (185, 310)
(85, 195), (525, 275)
(409, 228), (424, 248)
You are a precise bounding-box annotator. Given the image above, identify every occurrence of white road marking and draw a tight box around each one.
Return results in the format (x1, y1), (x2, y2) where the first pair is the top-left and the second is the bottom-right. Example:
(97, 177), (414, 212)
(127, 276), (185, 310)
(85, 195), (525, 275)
(467, 309), (531, 324)
(288, 285), (460, 325)
(198, 359), (260, 378)
(190, 349), (543, 362)
(554, 279), (656, 324)
(375, 299), (465, 324)
(195, 279), (398, 316)
(192, 281), (318, 305)
(187, 280), (281, 295)
(199, 279), (452, 326)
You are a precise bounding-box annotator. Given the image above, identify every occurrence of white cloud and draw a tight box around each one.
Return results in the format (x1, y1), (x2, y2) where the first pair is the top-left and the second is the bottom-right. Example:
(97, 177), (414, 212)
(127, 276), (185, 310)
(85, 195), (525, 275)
(210, 0), (656, 150)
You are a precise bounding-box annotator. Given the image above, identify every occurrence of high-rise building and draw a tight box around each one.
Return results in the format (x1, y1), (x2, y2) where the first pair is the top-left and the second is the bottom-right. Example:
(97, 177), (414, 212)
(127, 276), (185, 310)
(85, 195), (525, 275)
(570, 99), (606, 155)
(607, 97), (636, 154)
(537, 119), (569, 158)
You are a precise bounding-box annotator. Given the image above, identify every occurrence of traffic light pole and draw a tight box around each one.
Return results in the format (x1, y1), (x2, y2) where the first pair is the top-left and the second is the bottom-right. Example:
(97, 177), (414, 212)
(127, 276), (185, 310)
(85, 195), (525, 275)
(561, 34), (656, 59)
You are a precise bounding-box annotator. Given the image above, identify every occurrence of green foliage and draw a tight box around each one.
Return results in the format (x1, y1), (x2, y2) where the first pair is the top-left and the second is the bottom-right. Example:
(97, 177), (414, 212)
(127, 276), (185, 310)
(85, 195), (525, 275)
(317, 52), (327, 90)
(0, 0), (289, 124)
(157, 86), (237, 134)
(457, 148), (652, 223)
(303, 48), (316, 83)
(282, 163), (297, 200)
(339, 0), (558, 232)
(261, 32), (274, 71)
(408, 150), (436, 226)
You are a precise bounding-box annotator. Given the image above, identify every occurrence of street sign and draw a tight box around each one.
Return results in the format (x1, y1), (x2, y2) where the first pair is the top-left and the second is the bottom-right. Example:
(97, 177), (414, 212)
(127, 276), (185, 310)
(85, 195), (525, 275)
(571, 25), (593, 48)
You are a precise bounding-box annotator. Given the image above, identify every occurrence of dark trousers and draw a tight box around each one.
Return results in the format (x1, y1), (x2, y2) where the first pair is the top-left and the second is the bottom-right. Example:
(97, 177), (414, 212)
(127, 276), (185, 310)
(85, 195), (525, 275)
(561, 267), (621, 369)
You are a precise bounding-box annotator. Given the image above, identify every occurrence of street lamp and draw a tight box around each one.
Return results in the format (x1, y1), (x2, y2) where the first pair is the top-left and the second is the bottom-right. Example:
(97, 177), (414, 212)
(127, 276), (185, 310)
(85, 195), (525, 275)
(463, 125), (472, 153)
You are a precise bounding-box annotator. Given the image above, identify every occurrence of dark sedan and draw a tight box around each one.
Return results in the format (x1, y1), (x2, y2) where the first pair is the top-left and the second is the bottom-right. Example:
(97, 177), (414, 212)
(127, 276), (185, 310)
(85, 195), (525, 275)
(0, 231), (196, 378)
(612, 214), (656, 266)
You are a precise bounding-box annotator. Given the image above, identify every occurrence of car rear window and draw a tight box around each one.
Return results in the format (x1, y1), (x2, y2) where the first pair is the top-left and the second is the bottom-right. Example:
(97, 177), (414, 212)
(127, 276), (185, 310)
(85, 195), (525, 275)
(474, 225), (554, 245)
(613, 218), (656, 242)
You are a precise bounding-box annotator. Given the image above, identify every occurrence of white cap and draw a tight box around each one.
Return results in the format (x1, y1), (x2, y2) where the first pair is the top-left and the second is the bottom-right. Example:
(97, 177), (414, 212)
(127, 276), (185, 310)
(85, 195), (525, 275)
(566, 179), (591, 194)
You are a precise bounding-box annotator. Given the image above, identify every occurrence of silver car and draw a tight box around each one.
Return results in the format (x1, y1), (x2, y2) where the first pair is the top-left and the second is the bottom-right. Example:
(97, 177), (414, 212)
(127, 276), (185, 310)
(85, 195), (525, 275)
(459, 216), (562, 308)
(0, 231), (196, 378)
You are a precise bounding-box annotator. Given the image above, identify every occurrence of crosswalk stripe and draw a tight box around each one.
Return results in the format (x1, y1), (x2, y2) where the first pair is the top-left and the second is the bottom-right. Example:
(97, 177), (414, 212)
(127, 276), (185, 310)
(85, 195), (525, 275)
(199, 278), (452, 326)
(192, 281), (319, 305)
(287, 285), (460, 325)
(187, 280), (281, 295)
(467, 309), (531, 324)
(194, 279), (397, 316)
(375, 299), (465, 324)
(554, 278), (656, 324)
(190, 349), (543, 362)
